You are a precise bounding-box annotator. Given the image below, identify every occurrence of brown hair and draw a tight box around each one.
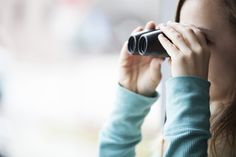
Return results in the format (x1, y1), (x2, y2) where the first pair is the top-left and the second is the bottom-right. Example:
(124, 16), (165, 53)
(175, 0), (236, 156)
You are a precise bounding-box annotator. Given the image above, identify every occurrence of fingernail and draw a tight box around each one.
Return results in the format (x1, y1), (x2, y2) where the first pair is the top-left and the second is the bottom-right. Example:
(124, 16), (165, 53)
(158, 34), (164, 39)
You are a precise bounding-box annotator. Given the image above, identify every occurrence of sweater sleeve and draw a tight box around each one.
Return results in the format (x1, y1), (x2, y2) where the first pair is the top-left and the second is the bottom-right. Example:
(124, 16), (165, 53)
(98, 84), (159, 157)
(163, 76), (211, 157)
(98, 76), (211, 157)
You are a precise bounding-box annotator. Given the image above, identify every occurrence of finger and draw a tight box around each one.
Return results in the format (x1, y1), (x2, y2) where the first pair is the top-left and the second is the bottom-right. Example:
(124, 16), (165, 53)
(180, 23), (208, 46)
(119, 40), (143, 61)
(152, 57), (165, 65)
(190, 26), (208, 46)
(131, 26), (144, 35)
(120, 41), (129, 59)
(156, 24), (161, 29)
(150, 57), (164, 74)
(158, 33), (179, 58)
(144, 21), (156, 31)
(167, 21), (202, 50)
(159, 23), (192, 54)
(151, 57), (165, 65)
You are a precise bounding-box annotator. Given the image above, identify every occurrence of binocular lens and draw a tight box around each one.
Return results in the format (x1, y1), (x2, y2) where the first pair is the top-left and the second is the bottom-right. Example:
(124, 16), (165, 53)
(127, 36), (136, 53)
(127, 30), (152, 55)
(127, 29), (170, 57)
(138, 37), (147, 55)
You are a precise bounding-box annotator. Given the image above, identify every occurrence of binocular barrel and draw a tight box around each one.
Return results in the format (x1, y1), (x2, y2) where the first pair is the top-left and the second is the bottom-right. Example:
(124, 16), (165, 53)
(128, 29), (170, 57)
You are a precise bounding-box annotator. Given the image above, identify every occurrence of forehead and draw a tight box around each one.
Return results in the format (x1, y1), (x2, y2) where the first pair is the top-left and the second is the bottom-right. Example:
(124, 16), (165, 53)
(179, 0), (226, 30)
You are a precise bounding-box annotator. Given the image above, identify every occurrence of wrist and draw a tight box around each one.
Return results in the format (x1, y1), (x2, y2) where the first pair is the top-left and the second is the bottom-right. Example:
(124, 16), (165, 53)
(119, 82), (157, 97)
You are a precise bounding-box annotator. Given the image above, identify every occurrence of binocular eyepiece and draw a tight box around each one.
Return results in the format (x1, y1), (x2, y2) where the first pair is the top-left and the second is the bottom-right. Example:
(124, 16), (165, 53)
(128, 29), (170, 57)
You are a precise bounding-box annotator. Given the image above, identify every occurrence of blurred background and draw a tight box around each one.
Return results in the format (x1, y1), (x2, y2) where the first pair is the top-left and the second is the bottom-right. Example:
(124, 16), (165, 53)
(0, 0), (177, 156)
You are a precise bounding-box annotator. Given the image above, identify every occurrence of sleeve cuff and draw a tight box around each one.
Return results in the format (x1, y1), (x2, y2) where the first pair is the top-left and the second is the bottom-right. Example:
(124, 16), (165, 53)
(115, 83), (159, 114)
(164, 76), (211, 133)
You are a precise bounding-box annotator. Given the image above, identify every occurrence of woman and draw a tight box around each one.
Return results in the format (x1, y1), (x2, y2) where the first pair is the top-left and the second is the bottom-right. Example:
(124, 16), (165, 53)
(99, 0), (236, 156)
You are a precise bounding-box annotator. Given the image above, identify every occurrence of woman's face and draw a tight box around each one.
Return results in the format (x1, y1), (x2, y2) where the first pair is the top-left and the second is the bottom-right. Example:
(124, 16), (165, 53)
(180, 0), (236, 104)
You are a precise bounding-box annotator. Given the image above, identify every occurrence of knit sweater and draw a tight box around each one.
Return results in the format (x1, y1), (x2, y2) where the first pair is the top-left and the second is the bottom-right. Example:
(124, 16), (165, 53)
(99, 76), (211, 157)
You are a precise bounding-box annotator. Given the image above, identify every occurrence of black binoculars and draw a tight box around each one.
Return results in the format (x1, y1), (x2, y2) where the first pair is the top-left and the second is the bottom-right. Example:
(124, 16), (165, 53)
(128, 29), (170, 57)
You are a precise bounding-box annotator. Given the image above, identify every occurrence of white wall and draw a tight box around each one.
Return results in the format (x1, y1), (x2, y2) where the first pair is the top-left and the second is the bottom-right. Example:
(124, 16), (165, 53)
(158, 0), (179, 22)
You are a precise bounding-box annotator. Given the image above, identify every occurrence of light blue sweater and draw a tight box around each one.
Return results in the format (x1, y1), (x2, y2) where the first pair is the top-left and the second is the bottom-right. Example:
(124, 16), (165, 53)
(99, 76), (211, 157)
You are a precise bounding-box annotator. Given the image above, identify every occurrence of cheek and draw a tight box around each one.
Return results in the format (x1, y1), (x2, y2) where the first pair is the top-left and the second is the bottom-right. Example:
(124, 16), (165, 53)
(209, 45), (236, 77)
(208, 50), (222, 83)
(209, 38), (236, 71)
(208, 44), (236, 100)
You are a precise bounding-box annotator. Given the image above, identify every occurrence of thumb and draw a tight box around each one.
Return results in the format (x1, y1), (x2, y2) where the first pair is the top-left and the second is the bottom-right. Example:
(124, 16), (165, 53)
(150, 57), (165, 72)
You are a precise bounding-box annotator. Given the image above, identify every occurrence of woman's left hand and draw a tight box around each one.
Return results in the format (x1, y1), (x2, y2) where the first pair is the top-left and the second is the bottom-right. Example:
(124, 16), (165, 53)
(158, 21), (211, 80)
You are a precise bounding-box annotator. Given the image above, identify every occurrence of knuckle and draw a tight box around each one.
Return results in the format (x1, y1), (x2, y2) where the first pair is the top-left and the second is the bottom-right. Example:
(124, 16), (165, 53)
(174, 32), (183, 40)
(195, 30), (203, 37)
(186, 50), (193, 55)
(166, 26), (175, 32)
(195, 45), (204, 53)
(170, 28), (177, 35)
(177, 54), (187, 62)
(185, 27), (194, 34)
(167, 42), (173, 48)
(190, 25), (199, 31)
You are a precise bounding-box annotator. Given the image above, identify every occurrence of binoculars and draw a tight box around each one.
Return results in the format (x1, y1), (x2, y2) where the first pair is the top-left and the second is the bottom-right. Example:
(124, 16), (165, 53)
(128, 29), (170, 57)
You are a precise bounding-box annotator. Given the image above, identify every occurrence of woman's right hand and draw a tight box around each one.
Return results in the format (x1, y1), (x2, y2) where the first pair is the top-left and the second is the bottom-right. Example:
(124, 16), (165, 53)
(118, 21), (165, 97)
